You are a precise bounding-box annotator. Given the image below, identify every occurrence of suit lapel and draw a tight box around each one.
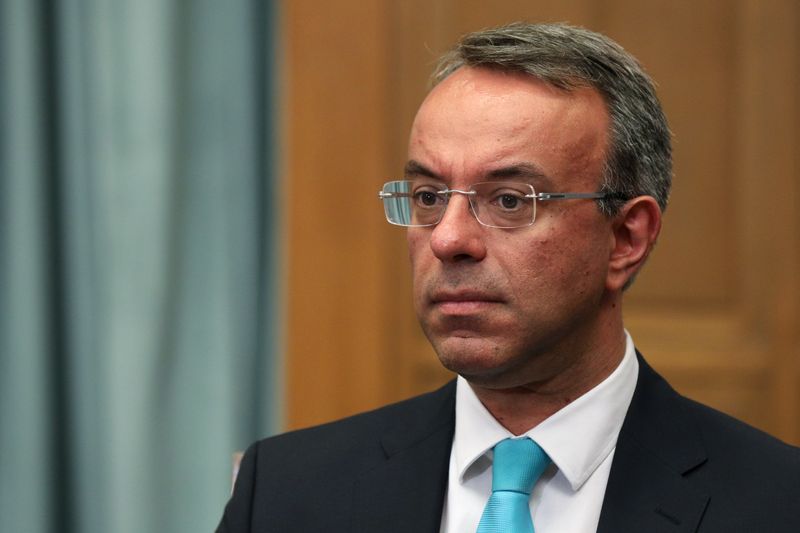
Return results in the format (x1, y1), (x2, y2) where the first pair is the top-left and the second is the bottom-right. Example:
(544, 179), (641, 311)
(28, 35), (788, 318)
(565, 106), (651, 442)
(352, 381), (456, 533)
(597, 355), (710, 533)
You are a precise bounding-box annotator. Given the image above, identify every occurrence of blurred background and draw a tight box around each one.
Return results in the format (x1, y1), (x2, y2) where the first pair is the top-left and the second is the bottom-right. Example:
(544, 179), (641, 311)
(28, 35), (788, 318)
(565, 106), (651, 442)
(1, 1), (798, 532)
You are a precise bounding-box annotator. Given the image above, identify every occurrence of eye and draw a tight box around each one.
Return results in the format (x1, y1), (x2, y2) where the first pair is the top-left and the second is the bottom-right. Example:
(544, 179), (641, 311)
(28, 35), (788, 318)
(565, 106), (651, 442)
(499, 194), (521, 210)
(412, 187), (444, 207)
(418, 191), (438, 206)
(489, 190), (528, 211)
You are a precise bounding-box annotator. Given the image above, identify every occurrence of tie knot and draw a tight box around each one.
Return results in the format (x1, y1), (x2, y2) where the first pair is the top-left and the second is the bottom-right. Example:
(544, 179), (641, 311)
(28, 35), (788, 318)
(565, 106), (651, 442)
(491, 438), (550, 495)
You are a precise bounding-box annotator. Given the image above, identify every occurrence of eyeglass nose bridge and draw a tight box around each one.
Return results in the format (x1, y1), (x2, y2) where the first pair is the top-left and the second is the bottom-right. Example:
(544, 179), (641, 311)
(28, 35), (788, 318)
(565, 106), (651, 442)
(436, 188), (480, 224)
(438, 188), (477, 198)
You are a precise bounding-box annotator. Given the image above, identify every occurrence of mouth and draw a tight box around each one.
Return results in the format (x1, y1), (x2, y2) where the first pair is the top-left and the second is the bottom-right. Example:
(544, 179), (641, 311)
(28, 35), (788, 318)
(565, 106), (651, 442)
(429, 290), (504, 314)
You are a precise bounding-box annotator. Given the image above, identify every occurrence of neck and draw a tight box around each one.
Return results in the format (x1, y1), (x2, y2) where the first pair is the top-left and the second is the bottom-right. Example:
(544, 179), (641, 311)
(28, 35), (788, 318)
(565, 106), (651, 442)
(469, 302), (627, 435)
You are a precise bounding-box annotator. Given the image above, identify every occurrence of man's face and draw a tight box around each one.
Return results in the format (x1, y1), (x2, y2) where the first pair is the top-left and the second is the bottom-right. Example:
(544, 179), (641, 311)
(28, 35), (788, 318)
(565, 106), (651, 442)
(407, 67), (616, 389)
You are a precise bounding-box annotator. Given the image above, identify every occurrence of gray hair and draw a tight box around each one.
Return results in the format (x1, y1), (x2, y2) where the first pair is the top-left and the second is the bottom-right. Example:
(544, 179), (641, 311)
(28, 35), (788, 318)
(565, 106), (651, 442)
(432, 22), (672, 216)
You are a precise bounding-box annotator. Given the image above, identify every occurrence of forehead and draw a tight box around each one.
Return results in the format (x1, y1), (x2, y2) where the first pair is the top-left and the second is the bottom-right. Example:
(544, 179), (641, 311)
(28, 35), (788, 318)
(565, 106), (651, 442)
(408, 67), (610, 188)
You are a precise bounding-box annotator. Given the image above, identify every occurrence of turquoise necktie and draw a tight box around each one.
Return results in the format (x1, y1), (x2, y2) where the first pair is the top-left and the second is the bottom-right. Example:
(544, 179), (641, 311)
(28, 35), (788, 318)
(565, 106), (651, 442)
(476, 437), (551, 533)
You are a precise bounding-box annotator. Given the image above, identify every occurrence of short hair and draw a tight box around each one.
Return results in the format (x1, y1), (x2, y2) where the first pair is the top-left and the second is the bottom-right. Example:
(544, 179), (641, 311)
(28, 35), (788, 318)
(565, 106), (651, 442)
(432, 22), (672, 216)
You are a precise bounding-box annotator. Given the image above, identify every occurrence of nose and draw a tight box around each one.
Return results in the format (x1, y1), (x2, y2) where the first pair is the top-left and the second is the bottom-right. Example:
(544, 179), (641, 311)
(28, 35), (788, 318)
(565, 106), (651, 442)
(429, 194), (487, 262)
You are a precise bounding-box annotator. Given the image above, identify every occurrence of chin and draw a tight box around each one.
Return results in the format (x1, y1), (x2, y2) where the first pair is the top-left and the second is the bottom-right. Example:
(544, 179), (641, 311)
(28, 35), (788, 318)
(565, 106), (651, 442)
(440, 359), (526, 391)
(433, 338), (512, 378)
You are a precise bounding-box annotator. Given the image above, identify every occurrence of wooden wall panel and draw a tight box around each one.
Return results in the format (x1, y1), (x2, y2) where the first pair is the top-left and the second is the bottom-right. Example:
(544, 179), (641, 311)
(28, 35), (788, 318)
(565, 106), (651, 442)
(599, 1), (739, 306)
(731, 0), (800, 440)
(283, 0), (395, 429)
(282, 0), (800, 444)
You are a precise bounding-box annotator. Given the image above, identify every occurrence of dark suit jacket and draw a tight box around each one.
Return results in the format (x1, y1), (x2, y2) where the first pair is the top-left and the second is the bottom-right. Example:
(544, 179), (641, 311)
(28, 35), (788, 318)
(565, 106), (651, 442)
(217, 355), (800, 532)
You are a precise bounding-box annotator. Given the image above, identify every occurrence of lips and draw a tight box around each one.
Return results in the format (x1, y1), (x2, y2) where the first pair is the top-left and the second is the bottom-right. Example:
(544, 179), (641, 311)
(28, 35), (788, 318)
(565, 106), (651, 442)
(429, 290), (503, 314)
(430, 290), (501, 303)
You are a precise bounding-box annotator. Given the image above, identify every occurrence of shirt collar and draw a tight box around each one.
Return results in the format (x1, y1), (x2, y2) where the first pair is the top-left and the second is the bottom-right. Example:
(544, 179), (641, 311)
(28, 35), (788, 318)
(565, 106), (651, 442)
(453, 331), (639, 491)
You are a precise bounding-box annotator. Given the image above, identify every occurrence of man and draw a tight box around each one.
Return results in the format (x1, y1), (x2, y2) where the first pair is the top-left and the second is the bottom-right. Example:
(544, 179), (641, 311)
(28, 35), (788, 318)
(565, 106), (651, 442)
(218, 22), (800, 533)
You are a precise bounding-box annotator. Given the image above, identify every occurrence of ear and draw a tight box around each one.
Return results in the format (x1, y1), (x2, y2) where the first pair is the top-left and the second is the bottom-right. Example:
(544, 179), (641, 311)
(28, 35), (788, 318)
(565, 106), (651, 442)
(606, 196), (662, 291)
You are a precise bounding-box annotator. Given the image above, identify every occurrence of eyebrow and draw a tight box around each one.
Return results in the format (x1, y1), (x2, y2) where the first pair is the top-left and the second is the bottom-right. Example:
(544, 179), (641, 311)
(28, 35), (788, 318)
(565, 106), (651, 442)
(485, 163), (549, 183)
(404, 160), (441, 179)
(404, 160), (554, 188)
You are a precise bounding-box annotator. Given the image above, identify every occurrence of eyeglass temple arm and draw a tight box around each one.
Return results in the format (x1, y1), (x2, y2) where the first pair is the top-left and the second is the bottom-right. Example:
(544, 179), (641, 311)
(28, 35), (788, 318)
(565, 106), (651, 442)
(532, 192), (610, 201)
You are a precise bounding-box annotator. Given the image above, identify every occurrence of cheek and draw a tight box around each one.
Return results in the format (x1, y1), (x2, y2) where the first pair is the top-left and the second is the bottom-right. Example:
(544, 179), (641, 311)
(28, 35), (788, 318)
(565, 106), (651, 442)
(551, 226), (611, 294)
(407, 229), (432, 298)
(407, 229), (428, 268)
(505, 221), (607, 296)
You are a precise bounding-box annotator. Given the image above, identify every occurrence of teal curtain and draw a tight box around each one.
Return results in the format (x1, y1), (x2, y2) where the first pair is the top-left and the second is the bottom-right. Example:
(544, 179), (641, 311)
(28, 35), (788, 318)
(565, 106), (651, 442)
(0, 1), (280, 532)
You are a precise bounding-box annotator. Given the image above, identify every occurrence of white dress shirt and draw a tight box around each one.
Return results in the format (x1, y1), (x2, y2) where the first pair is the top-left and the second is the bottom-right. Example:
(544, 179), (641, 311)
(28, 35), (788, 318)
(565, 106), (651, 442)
(440, 332), (639, 533)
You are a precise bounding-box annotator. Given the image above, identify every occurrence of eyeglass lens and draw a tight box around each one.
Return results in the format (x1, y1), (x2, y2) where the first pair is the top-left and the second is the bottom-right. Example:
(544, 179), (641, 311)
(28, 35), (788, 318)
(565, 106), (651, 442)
(381, 181), (536, 228)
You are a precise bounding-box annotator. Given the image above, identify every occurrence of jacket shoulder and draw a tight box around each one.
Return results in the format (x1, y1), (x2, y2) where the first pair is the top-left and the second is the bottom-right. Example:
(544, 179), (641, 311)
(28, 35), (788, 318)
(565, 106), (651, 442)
(679, 393), (800, 477)
(254, 379), (456, 459)
(217, 381), (456, 532)
(602, 354), (800, 533)
(634, 355), (800, 476)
